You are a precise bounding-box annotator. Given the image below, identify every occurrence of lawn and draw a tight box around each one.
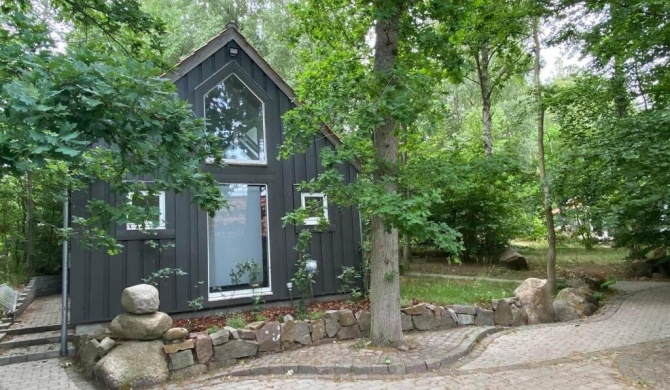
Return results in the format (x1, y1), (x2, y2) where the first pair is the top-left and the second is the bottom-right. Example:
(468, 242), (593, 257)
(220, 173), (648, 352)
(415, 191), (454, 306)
(407, 240), (629, 282)
(399, 276), (519, 307)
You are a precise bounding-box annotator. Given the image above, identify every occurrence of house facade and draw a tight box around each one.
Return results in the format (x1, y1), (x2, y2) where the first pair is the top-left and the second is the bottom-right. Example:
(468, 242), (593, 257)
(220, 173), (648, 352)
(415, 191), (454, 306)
(69, 24), (362, 324)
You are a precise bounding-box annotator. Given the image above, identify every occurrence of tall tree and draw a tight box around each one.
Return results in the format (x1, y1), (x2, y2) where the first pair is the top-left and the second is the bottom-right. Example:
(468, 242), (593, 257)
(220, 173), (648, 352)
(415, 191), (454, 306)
(532, 16), (557, 292)
(368, 0), (405, 346)
(456, 0), (532, 156)
(283, 0), (465, 346)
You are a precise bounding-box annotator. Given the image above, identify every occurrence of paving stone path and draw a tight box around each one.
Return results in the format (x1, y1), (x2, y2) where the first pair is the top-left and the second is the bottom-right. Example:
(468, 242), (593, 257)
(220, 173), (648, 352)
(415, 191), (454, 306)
(9, 295), (64, 329)
(1, 280), (668, 389)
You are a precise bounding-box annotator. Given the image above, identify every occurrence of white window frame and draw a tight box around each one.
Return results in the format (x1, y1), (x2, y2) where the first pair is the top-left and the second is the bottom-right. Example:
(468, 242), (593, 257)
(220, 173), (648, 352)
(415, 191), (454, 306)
(301, 193), (328, 226)
(126, 191), (167, 231)
(207, 183), (273, 302)
(203, 73), (268, 166)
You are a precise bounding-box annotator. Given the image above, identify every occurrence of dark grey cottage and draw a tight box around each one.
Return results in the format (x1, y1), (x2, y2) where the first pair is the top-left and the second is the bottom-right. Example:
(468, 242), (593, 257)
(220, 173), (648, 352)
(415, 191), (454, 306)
(69, 24), (362, 325)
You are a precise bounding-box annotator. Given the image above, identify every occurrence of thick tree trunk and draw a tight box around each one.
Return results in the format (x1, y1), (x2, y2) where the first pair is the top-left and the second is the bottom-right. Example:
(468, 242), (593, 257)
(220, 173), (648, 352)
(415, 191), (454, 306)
(369, 4), (405, 347)
(476, 45), (493, 156)
(533, 17), (557, 293)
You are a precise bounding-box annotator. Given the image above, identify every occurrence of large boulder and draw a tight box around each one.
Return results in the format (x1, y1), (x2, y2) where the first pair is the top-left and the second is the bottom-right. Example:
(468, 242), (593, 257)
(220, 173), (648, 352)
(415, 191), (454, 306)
(121, 284), (160, 314)
(493, 298), (526, 326)
(514, 278), (554, 324)
(109, 312), (172, 340)
(94, 340), (168, 389)
(499, 248), (529, 270)
(553, 299), (580, 322)
(630, 260), (655, 278)
(553, 287), (598, 322)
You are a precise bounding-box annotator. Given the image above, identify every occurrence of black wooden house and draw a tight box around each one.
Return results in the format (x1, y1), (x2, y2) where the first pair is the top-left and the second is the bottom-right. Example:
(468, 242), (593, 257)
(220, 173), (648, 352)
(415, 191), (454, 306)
(69, 24), (362, 325)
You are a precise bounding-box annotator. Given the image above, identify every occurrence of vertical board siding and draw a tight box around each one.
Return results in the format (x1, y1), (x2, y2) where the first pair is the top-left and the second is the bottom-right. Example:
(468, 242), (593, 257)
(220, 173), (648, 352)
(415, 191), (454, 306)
(174, 192), (191, 312)
(70, 38), (362, 324)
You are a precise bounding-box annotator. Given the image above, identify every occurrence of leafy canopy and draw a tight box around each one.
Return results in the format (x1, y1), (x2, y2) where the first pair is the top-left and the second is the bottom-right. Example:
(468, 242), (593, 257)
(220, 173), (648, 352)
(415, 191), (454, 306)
(0, 1), (225, 252)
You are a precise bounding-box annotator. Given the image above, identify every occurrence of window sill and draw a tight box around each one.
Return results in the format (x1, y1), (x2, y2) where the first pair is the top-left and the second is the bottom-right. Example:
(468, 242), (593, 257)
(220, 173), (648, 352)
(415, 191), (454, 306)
(205, 157), (268, 166)
(208, 287), (273, 301)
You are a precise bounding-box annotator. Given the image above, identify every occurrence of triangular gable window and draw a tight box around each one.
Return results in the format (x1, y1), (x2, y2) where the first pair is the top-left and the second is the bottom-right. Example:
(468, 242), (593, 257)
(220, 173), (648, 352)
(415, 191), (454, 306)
(205, 74), (266, 164)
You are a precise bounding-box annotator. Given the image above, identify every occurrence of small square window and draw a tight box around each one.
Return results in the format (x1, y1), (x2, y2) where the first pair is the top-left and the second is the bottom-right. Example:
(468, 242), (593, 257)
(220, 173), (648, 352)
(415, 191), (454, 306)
(301, 193), (328, 226)
(126, 191), (166, 230)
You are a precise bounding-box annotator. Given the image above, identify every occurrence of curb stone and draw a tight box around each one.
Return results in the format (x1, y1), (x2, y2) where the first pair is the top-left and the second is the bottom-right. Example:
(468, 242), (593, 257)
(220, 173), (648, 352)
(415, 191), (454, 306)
(223, 326), (502, 377)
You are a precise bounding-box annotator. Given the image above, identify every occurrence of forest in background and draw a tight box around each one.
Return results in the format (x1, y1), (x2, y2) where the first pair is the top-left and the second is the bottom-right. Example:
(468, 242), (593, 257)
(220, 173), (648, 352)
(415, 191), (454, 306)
(1, 0), (668, 288)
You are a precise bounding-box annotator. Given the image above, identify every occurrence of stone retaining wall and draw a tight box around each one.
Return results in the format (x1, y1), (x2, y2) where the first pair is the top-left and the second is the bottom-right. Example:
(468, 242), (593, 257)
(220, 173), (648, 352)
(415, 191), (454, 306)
(11, 278), (36, 320)
(160, 303), (498, 379)
(33, 275), (62, 297)
(7, 275), (62, 322)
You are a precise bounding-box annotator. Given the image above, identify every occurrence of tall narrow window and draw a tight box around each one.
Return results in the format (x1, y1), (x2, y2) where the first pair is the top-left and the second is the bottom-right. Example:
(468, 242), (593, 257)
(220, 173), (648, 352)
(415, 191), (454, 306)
(208, 184), (270, 299)
(204, 74), (266, 164)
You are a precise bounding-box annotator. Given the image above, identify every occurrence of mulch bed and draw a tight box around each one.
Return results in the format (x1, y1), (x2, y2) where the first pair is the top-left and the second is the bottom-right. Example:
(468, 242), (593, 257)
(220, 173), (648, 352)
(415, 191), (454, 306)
(174, 299), (371, 333)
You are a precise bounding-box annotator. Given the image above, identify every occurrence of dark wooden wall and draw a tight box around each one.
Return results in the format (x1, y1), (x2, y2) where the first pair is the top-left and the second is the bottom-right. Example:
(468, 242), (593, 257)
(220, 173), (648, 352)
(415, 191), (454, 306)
(69, 38), (362, 324)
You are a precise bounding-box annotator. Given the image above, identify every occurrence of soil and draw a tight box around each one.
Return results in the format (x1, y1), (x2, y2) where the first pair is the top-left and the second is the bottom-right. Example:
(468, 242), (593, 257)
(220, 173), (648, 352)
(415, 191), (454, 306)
(174, 298), (371, 333)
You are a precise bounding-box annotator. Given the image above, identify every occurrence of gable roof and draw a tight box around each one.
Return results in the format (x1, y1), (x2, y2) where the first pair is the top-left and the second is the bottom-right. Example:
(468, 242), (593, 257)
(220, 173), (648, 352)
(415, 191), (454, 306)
(168, 23), (360, 171)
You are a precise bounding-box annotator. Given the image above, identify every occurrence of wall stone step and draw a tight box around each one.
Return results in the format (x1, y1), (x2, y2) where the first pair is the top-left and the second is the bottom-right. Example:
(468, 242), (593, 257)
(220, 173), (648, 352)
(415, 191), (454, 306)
(0, 342), (75, 366)
(0, 330), (73, 350)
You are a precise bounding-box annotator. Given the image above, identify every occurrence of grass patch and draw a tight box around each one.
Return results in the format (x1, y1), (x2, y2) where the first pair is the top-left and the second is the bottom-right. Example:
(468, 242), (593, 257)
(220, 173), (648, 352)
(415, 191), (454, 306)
(515, 240), (627, 280)
(400, 276), (518, 306)
(408, 240), (628, 281)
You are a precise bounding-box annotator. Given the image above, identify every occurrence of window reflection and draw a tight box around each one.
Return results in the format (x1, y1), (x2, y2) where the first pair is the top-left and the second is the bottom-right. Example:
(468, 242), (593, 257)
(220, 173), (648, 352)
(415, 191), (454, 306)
(209, 184), (268, 292)
(205, 74), (266, 163)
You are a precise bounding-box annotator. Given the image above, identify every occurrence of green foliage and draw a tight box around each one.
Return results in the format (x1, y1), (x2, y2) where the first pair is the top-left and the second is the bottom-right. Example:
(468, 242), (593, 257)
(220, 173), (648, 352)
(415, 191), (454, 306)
(555, 0), (670, 106)
(141, 267), (187, 286)
(229, 259), (264, 312)
(421, 153), (539, 261)
(229, 260), (261, 288)
(337, 266), (362, 299)
(207, 325), (219, 334)
(0, 2), (226, 258)
(141, 0), (301, 82)
(186, 296), (204, 311)
(547, 73), (670, 255)
(226, 313), (246, 329)
(283, 207), (324, 318)
(308, 311), (323, 320)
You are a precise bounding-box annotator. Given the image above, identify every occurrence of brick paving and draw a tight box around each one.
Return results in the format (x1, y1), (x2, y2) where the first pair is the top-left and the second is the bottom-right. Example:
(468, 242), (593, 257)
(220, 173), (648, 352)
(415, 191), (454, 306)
(160, 357), (633, 390)
(456, 282), (670, 371)
(616, 339), (670, 389)
(0, 358), (98, 390)
(9, 295), (65, 329)
(1, 280), (668, 389)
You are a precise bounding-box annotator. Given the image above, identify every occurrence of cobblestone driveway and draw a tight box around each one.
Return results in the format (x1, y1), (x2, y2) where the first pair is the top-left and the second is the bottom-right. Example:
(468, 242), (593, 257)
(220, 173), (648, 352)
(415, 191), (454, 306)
(1, 280), (668, 390)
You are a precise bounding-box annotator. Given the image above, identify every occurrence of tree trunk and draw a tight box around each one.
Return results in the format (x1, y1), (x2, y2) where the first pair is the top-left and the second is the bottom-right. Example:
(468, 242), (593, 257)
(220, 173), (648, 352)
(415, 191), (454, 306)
(25, 172), (34, 276)
(369, 3), (405, 347)
(533, 17), (557, 293)
(476, 44), (493, 156)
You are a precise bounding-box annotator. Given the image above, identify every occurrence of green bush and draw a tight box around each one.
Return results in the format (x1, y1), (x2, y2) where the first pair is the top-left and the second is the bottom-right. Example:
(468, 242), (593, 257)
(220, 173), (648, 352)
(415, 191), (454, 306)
(427, 155), (539, 261)
(226, 314), (246, 329)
